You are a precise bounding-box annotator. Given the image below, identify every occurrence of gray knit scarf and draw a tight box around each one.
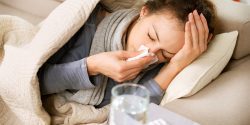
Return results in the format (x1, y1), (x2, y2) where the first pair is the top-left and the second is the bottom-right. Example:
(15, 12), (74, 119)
(90, 8), (139, 55)
(65, 9), (142, 105)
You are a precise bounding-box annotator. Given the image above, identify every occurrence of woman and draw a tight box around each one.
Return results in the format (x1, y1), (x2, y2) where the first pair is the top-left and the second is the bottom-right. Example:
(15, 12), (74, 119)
(38, 0), (215, 107)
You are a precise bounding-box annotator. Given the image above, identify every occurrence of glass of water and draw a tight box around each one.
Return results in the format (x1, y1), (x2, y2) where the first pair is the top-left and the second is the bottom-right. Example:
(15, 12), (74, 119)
(109, 83), (150, 125)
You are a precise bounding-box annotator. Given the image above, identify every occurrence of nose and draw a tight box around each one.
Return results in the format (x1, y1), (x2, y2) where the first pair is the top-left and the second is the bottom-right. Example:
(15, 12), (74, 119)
(148, 44), (161, 54)
(146, 44), (166, 63)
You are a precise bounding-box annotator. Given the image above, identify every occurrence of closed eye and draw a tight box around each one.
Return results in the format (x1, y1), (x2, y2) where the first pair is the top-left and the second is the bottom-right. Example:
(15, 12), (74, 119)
(148, 32), (155, 41)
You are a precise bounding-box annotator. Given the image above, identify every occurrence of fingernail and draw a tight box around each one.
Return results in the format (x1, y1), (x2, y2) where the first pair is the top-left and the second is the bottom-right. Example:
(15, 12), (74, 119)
(151, 56), (158, 64)
(188, 13), (192, 19)
(151, 55), (156, 59)
(200, 13), (205, 18)
(149, 53), (155, 56)
(189, 13), (192, 17)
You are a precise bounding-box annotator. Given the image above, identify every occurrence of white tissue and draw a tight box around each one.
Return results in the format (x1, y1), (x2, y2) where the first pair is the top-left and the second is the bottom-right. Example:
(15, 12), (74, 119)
(126, 45), (158, 65)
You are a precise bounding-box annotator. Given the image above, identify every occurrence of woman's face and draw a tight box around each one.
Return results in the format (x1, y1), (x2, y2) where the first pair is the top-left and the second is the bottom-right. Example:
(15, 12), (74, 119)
(126, 7), (185, 63)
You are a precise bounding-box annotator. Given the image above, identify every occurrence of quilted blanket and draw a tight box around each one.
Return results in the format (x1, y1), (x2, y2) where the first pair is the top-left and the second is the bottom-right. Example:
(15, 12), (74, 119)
(0, 0), (108, 124)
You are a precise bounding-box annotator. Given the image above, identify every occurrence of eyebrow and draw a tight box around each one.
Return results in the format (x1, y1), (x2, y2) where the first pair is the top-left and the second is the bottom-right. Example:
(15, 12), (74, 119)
(152, 24), (177, 55)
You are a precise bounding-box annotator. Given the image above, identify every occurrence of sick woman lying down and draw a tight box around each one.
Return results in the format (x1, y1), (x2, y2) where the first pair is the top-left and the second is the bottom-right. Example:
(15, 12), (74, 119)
(38, 0), (215, 107)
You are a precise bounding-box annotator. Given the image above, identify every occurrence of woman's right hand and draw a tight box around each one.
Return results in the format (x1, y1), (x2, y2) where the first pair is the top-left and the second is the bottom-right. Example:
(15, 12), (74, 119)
(86, 51), (155, 82)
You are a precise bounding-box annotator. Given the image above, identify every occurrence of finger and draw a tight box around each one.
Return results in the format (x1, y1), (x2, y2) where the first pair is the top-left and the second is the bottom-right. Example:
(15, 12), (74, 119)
(126, 73), (139, 81)
(208, 34), (213, 42)
(204, 34), (213, 50)
(200, 13), (209, 42)
(193, 10), (206, 52)
(122, 70), (141, 81)
(189, 13), (199, 50)
(123, 66), (142, 76)
(185, 21), (192, 48)
(116, 67), (141, 82)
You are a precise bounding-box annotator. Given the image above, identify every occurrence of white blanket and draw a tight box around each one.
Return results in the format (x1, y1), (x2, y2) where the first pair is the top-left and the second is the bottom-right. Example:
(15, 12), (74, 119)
(0, 0), (111, 124)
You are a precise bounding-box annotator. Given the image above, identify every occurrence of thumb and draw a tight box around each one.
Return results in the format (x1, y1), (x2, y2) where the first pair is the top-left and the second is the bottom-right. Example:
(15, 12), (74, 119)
(208, 33), (213, 43)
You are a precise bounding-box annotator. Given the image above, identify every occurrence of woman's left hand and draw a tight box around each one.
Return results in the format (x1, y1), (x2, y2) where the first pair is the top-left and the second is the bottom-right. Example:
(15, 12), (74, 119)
(154, 10), (213, 90)
(169, 10), (212, 71)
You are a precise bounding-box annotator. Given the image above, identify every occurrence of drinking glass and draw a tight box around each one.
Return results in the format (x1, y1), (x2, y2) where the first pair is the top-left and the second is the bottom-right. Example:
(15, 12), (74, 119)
(109, 83), (150, 125)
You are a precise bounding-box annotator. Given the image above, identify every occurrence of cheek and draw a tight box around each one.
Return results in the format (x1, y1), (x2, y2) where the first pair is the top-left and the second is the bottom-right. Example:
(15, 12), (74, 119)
(131, 37), (145, 50)
(173, 35), (185, 51)
(129, 21), (156, 50)
(130, 34), (150, 50)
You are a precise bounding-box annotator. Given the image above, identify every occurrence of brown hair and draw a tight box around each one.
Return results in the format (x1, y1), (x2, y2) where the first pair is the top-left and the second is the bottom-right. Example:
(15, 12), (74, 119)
(144, 0), (216, 33)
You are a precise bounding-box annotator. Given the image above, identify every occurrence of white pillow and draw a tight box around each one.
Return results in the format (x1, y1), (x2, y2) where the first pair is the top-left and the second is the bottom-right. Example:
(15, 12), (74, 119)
(160, 31), (238, 105)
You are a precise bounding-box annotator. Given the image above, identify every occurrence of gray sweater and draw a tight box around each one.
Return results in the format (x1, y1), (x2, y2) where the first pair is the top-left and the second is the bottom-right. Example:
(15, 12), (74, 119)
(38, 5), (164, 107)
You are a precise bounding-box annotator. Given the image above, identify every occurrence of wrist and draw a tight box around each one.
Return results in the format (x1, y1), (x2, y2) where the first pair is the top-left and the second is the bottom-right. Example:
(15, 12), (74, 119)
(154, 62), (183, 90)
(86, 56), (99, 76)
(154, 76), (168, 90)
(168, 61), (185, 72)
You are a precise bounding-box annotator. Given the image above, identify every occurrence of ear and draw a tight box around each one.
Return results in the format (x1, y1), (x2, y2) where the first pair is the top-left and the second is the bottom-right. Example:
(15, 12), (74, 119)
(140, 6), (150, 18)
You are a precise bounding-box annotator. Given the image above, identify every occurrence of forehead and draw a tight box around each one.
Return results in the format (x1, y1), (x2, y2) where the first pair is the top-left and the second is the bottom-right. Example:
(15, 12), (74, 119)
(150, 14), (185, 52)
(150, 13), (184, 32)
